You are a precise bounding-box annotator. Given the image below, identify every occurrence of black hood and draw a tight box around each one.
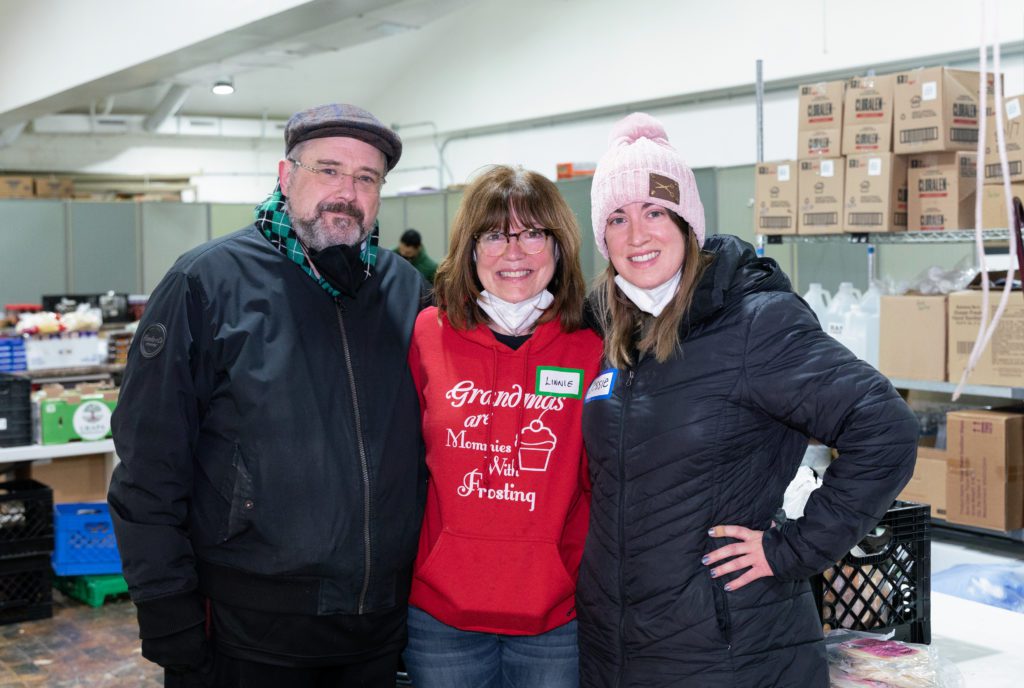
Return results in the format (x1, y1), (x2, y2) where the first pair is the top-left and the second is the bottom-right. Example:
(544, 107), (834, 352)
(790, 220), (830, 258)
(686, 234), (792, 325)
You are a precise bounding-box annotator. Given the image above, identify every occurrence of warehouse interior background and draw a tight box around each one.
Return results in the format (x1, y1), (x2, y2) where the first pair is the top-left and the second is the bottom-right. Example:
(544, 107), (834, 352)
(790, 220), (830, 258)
(1, 0), (1024, 686)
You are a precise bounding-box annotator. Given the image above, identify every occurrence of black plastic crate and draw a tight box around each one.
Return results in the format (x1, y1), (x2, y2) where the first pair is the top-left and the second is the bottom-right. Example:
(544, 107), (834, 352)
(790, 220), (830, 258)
(812, 501), (930, 644)
(0, 554), (52, 625)
(0, 480), (55, 558)
(0, 373), (32, 447)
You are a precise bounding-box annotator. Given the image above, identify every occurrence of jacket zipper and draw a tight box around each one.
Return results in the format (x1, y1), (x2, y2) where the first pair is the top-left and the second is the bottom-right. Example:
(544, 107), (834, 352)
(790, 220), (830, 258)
(336, 304), (372, 614)
(616, 367), (635, 687)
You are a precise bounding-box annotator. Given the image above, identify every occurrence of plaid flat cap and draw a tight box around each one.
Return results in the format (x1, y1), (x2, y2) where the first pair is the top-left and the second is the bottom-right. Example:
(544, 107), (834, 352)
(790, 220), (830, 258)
(284, 104), (402, 171)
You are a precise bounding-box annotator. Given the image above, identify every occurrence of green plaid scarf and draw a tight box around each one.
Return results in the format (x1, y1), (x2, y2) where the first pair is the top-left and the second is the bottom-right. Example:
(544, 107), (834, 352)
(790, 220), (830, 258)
(254, 184), (379, 299)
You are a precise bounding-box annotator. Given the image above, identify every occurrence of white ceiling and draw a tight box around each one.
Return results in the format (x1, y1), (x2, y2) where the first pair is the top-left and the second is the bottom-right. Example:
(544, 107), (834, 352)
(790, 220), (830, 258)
(11, 0), (475, 125)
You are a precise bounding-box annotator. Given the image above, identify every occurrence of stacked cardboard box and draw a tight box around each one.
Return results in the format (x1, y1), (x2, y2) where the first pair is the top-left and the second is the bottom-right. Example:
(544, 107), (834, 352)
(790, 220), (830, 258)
(843, 75), (895, 155)
(898, 445), (947, 520)
(945, 409), (1024, 531)
(843, 153), (907, 232)
(798, 81), (845, 159)
(894, 68), (981, 154)
(907, 152), (977, 230)
(753, 161), (798, 235)
(983, 95), (1024, 185)
(798, 158), (844, 234)
(947, 283), (1024, 388)
(980, 183), (1024, 229)
(879, 294), (946, 381)
(0, 176), (34, 199)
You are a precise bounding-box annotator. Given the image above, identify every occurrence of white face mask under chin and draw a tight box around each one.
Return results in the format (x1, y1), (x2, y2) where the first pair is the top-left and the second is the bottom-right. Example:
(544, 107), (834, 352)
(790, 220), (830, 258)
(615, 269), (682, 317)
(478, 290), (555, 336)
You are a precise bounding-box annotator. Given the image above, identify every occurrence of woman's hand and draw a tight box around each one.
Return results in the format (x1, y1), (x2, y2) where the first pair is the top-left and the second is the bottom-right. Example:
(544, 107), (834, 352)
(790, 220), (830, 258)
(702, 525), (775, 591)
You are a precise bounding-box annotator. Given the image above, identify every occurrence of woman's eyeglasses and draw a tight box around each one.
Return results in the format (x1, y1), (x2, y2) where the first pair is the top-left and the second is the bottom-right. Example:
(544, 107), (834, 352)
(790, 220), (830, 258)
(475, 228), (552, 257)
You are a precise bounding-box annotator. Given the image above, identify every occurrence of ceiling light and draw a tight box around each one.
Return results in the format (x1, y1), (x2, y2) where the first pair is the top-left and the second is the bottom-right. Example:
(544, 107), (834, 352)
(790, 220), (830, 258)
(211, 78), (235, 96)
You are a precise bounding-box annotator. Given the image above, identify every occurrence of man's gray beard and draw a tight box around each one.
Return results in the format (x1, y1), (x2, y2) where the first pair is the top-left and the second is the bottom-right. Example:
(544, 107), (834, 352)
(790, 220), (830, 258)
(285, 199), (370, 251)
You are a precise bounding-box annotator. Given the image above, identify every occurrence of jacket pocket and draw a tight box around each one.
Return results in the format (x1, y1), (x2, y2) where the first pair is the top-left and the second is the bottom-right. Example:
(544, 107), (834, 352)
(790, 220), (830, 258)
(415, 530), (576, 629)
(710, 577), (733, 647)
(221, 445), (255, 542)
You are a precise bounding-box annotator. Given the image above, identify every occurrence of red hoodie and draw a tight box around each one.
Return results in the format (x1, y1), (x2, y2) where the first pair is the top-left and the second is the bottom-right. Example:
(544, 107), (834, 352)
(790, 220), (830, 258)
(408, 307), (603, 635)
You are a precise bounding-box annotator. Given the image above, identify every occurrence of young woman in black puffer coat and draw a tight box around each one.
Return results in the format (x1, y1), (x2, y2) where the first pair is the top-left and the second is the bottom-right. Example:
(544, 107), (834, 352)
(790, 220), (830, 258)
(576, 112), (918, 688)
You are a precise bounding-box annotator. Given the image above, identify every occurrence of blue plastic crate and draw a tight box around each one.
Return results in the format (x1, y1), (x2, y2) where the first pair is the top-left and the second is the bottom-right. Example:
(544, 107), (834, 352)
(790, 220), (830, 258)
(51, 503), (122, 576)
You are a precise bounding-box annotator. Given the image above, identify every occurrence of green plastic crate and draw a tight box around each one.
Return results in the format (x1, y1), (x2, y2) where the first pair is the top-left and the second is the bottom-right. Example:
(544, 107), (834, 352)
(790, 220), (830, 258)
(53, 573), (128, 607)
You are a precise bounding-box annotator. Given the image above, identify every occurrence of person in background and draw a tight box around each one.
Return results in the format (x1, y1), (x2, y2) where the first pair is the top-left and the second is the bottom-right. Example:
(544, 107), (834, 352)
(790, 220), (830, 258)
(403, 165), (603, 688)
(396, 228), (438, 283)
(576, 113), (917, 687)
(108, 103), (430, 687)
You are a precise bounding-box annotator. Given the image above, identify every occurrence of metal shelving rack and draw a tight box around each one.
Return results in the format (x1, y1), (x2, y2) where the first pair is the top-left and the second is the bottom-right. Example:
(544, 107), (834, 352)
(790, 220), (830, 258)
(760, 228), (1011, 245)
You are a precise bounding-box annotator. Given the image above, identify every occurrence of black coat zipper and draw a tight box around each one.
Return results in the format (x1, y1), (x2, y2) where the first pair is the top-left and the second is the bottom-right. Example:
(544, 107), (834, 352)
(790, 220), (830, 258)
(336, 303), (373, 614)
(616, 367), (635, 687)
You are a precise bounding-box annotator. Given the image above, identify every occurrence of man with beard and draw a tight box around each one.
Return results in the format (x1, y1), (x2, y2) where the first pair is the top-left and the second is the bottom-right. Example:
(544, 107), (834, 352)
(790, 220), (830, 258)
(108, 104), (430, 687)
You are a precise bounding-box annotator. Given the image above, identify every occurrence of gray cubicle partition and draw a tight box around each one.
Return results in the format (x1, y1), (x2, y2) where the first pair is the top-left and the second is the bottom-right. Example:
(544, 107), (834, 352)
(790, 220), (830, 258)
(68, 202), (139, 294)
(140, 204), (210, 293)
(0, 199), (68, 304)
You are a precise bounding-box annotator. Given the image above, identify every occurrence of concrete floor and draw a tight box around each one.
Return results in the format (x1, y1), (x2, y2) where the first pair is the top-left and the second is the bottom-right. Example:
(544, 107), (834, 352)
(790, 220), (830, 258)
(0, 589), (159, 687)
(0, 531), (1017, 687)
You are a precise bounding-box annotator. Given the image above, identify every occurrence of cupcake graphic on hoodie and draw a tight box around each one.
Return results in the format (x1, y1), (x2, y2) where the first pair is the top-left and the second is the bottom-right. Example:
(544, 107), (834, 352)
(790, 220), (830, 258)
(518, 418), (557, 472)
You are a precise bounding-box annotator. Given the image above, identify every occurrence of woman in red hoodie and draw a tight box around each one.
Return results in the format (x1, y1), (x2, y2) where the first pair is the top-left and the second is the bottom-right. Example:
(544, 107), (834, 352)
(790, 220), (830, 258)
(404, 165), (603, 688)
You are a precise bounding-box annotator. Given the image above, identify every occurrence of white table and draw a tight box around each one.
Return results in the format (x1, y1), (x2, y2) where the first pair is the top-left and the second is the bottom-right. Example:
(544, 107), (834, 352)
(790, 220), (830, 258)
(931, 591), (1024, 687)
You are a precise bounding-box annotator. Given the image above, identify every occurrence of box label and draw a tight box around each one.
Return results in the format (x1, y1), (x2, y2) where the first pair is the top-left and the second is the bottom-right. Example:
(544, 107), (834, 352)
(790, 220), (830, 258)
(868, 158), (882, 176)
(821, 160), (834, 177)
(922, 81), (937, 101)
(1007, 98), (1021, 121)
(778, 165), (790, 182)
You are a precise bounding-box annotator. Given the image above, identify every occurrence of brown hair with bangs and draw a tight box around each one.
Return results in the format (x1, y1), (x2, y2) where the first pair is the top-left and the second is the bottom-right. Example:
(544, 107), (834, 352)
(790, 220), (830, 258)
(434, 165), (586, 332)
(592, 212), (713, 368)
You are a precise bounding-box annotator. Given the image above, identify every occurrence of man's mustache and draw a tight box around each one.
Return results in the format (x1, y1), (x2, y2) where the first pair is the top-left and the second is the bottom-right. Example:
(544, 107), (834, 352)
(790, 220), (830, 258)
(317, 201), (364, 225)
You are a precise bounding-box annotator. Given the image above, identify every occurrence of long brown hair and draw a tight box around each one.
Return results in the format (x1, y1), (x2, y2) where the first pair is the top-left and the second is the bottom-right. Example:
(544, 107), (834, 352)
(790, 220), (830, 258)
(592, 213), (712, 368)
(434, 165), (586, 332)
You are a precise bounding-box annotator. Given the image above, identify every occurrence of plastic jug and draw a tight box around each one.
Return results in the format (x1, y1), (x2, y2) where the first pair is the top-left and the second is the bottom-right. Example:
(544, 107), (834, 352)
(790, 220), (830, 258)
(802, 283), (831, 329)
(841, 305), (880, 367)
(859, 282), (882, 314)
(825, 282), (862, 339)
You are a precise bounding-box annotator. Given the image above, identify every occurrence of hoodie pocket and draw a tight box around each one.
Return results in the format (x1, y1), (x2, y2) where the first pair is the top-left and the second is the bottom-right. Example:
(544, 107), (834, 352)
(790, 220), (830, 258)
(416, 530), (576, 627)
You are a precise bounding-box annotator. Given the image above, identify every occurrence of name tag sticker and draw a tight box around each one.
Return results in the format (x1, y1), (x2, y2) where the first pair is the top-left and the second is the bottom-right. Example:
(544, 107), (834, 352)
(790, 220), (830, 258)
(584, 369), (618, 403)
(536, 366), (584, 398)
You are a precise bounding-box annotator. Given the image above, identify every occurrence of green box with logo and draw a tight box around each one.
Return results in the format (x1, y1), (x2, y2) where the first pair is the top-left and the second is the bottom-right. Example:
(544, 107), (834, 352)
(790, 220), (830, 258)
(32, 385), (119, 445)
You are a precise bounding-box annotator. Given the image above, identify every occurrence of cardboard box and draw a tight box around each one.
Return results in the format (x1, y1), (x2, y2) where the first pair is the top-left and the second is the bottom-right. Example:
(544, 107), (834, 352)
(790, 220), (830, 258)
(32, 384), (118, 445)
(947, 289), (1024, 387)
(797, 158), (844, 234)
(0, 176), (34, 199)
(842, 75), (895, 155)
(799, 80), (846, 131)
(907, 152), (976, 230)
(894, 68), (980, 154)
(898, 445), (948, 520)
(754, 161), (798, 235)
(30, 454), (109, 503)
(798, 81), (845, 159)
(945, 409), (1024, 531)
(879, 294), (946, 380)
(32, 176), (74, 198)
(983, 96), (1024, 184)
(797, 128), (843, 159)
(981, 182), (1024, 229)
(843, 153), (908, 232)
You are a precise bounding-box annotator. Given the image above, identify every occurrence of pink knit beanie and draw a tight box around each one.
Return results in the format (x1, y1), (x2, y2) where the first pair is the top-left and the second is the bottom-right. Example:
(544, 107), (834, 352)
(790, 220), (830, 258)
(590, 113), (705, 259)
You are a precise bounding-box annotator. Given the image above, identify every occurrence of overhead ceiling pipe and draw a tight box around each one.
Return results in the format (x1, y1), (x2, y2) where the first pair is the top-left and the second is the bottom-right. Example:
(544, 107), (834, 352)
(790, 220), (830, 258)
(143, 84), (191, 133)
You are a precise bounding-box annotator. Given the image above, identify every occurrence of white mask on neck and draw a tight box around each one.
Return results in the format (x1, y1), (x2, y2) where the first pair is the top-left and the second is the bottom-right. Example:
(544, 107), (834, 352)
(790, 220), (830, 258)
(478, 289), (554, 336)
(614, 269), (681, 317)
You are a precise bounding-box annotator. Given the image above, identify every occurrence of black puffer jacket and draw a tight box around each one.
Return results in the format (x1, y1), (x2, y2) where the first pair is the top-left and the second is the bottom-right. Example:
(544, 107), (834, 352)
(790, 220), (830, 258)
(110, 226), (428, 622)
(578, 235), (917, 688)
